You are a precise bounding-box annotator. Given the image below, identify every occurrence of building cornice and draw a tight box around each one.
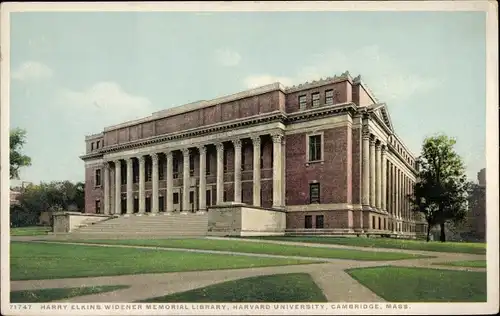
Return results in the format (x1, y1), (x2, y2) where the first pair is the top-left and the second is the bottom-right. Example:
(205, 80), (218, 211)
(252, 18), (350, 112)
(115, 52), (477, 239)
(80, 102), (359, 161)
(85, 132), (104, 141)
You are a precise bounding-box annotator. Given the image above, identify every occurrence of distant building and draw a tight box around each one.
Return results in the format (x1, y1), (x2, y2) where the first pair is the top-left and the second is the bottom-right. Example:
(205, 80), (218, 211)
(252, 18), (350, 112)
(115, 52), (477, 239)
(477, 168), (486, 187)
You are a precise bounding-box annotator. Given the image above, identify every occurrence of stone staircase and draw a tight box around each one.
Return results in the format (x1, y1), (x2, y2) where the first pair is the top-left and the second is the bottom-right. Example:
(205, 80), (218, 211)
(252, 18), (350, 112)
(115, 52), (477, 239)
(65, 213), (209, 239)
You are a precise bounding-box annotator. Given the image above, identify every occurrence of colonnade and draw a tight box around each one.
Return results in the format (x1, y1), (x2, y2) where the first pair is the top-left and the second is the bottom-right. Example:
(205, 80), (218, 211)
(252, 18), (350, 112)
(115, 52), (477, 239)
(101, 133), (284, 215)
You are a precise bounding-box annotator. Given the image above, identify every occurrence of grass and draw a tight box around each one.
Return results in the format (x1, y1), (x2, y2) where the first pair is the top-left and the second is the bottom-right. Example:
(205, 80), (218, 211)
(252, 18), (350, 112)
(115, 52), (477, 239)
(243, 236), (486, 254)
(11, 285), (129, 303)
(432, 260), (487, 268)
(10, 241), (316, 281)
(55, 238), (431, 261)
(10, 226), (51, 236)
(346, 266), (486, 302)
(140, 273), (327, 302)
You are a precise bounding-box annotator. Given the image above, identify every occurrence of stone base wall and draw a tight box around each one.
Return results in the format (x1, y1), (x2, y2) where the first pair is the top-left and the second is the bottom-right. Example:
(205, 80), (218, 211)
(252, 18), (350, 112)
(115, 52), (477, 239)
(207, 204), (286, 237)
(52, 212), (111, 233)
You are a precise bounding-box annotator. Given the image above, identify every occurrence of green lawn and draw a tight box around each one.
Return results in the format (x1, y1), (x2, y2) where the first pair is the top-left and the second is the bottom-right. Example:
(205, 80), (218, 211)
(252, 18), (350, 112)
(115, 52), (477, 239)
(141, 273), (327, 302)
(346, 266), (486, 302)
(432, 260), (487, 268)
(10, 226), (51, 236)
(244, 236), (486, 254)
(11, 285), (129, 303)
(54, 238), (431, 261)
(10, 242), (316, 281)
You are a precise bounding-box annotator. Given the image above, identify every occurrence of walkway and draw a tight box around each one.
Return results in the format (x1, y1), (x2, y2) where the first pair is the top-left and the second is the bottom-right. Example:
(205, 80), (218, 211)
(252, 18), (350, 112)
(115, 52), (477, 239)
(10, 238), (486, 303)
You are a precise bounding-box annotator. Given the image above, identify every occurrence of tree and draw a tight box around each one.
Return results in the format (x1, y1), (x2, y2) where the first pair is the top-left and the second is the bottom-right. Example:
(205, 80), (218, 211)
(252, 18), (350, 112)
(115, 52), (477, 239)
(410, 134), (469, 242)
(10, 128), (32, 179)
(12, 181), (85, 227)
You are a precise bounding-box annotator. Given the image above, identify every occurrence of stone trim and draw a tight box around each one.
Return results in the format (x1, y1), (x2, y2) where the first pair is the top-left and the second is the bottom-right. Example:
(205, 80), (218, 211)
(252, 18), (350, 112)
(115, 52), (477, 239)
(287, 203), (362, 212)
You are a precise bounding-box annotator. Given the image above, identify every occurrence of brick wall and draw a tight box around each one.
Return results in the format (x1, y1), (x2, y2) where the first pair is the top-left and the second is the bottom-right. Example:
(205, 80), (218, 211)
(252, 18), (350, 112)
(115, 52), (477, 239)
(285, 126), (351, 205)
(84, 165), (103, 214)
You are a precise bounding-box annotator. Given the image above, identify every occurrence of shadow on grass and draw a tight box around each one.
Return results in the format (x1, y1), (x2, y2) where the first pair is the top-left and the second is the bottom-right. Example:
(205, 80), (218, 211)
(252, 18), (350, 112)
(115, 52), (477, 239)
(11, 285), (129, 303)
(140, 273), (327, 302)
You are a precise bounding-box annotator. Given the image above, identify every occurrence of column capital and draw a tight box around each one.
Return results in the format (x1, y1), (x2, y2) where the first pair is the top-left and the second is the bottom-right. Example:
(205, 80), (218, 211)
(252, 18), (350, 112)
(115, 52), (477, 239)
(232, 139), (242, 149)
(381, 144), (388, 153)
(271, 133), (284, 144)
(165, 150), (173, 158)
(138, 155), (146, 163)
(375, 142), (382, 151)
(215, 142), (224, 151)
(182, 148), (190, 157)
(151, 152), (159, 163)
(198, 145), (207, 155)
(114, 159), (122, 165)
(102, 161), (111, 169)
(251, 135), (261, 146)
(126, 157), (134, 163)
(362, 129), (371, 140)
(369, 137), (376, 145)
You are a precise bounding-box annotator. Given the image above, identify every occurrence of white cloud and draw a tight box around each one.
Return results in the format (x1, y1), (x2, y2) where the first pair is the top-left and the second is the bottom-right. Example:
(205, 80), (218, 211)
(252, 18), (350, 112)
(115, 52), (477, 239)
(12, 61), (53, 81)
(57, 81), (152, 124)
(244, 45), (440, 102)
(244, 74), (294, 89)
(214, 48), (241, 67)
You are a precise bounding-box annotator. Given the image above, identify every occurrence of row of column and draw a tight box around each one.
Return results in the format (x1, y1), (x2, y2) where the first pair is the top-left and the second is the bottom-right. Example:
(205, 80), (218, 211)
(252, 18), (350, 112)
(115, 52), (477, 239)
(361, 130), (387, 210)
(102, 133), (284, 215)
(361, 127), (416, 233)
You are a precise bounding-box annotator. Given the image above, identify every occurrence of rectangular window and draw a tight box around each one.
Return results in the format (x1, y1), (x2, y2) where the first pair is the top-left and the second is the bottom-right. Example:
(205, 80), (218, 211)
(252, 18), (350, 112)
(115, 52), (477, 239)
(159, 160), (165, 180)
(189, 191), (194, 204)
(305, 215), (313, 229)
(223, 151), (228, 172)
(299, 95), (307, 109)
(121, 164), (127, 185)
(372, 217), (376, 229)
(308, 135), (322, 162)
(173, 156), (179, 179)
(241, 150), (246, 171)
(309, 183), (320, 204)
(134, 198), (139, 213)
(378, 217), (382, 230)
(312, 92), (320, 107)
(325, 89), (334, 105)
(189, 155), (195, 176)
(173, 192), (179, 204)
(96, 141), (100, 149)
(91, 142), (94, 151)
(95, 169), (101, 186)
(133, 163), (139, 183)
(206, 154), (211, 175)
(206, 190), (212, 206)
(95, 200), (101, 214)
(145, 197), (151, 213)
(146, 161), (152, 182)
(223, 191), (227, 202)
(315, 215), (324, 229)
(159, 196), (165, 212)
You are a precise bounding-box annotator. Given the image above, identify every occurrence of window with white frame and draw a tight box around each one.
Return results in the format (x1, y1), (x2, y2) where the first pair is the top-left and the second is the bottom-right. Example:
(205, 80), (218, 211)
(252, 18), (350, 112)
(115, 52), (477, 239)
(308, 134), (322, 162)
(312, 92), (320, 107)
(95, 169), (101, 186)
(299, 95), (307, 109)
(325, 89), (334, 105)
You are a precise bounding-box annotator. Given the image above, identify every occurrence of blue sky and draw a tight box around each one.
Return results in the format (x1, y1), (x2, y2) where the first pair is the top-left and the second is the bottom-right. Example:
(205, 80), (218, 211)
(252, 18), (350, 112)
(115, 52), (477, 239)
(9, 11), (486, 185)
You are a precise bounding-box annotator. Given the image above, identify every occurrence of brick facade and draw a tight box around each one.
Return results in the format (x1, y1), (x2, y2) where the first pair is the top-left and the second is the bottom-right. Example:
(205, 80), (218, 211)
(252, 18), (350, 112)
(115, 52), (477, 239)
(82, 72), (424, 236)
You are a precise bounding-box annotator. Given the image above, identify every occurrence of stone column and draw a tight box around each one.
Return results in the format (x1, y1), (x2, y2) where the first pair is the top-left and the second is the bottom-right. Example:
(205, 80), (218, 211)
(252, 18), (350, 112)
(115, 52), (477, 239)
(272, 133), (283, 208)
(126, 158), (133, 214)
(369, 138), (376, 207)
(395, 168), (400, 228)
(166, 151), (173, 212)
(233, 139), (242, 203)
(151, 153), (159, 213)
(252, 136), (261, 207)
(103, 162), (110, 215)
(198, 145), (207, 212)
(114, 160), (121, 215)
(362, 130), (370, 206)
(138, 156), (146, 214)
(216, 142), (224, 204)
(381, 146), (387, 212)
(182, 148), (190, 213)
(375, 142), (382, 209)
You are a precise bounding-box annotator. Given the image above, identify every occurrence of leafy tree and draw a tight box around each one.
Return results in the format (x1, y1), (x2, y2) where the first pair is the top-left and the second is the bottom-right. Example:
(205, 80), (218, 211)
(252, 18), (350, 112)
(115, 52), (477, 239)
(12, 181), (85, 227)
(10, 128), (32, 179)
(410, 134), (469, 242)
